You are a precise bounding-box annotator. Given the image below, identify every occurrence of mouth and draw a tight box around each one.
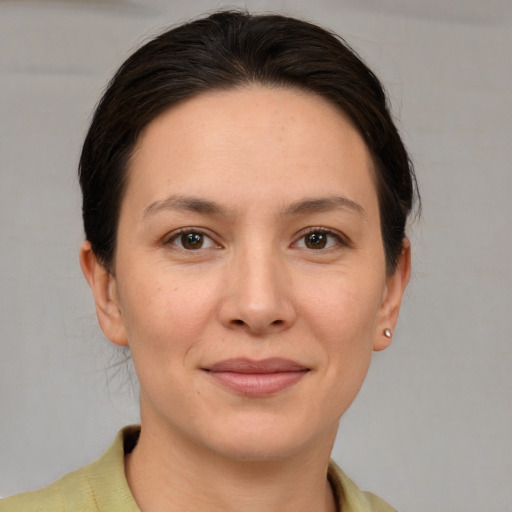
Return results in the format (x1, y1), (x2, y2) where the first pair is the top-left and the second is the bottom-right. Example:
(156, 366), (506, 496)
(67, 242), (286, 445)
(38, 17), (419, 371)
(202, 358), (310, 396)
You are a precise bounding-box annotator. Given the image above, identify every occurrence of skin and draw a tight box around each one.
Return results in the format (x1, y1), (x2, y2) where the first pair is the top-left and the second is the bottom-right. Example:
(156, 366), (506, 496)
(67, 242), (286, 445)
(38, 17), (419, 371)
(81, 86), (410, 512)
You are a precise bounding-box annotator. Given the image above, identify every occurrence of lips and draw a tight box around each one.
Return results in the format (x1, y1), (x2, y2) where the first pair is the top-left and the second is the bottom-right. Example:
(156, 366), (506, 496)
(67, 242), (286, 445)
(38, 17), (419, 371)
(203, 358), (310, 396)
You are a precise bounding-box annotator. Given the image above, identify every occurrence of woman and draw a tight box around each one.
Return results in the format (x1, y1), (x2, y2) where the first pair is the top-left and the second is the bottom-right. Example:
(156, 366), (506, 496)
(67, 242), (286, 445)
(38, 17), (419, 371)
(1, 10), (417, 512)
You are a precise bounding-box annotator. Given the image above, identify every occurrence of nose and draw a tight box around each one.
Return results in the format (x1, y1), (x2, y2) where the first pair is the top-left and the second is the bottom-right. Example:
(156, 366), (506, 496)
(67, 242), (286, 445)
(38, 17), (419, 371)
(218, 245), (297, 336)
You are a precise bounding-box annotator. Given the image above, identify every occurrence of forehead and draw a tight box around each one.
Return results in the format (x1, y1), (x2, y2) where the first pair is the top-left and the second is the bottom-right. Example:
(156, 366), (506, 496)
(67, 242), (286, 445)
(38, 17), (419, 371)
(125, 86), (378, 217)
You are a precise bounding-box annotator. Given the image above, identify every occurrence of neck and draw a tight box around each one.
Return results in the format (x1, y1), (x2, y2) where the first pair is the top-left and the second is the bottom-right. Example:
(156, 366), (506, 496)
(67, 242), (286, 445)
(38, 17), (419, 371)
(125, 418), (338, 512)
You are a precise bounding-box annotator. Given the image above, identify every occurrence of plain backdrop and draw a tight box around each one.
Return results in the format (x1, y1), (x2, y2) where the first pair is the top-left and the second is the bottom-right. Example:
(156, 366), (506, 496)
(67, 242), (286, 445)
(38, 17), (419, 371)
(1, 1), (511, 510)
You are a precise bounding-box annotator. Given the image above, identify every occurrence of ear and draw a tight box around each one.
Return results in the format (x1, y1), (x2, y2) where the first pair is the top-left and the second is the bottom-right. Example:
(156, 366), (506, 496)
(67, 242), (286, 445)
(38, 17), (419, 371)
(79, 240), (128, 347)
(373, 238), (411, 351)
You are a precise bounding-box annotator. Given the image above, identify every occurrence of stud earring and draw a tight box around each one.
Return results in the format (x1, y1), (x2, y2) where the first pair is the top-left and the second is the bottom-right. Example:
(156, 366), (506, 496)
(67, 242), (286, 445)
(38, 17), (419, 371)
(383, 328), (392, 338)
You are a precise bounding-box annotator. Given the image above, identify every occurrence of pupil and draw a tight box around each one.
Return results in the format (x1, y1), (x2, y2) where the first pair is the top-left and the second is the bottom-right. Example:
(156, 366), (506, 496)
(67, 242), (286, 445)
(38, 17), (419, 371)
(182, 233), (203, 249)
(306, 232), (327, 249)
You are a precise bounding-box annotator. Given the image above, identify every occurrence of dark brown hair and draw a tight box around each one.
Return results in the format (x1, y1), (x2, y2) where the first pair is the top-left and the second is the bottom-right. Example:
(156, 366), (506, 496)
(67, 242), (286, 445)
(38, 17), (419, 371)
(79, 10), (418, 272)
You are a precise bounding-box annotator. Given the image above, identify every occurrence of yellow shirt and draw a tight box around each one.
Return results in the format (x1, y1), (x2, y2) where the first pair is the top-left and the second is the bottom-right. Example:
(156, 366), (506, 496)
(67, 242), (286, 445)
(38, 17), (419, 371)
(0, 426), (397, 512)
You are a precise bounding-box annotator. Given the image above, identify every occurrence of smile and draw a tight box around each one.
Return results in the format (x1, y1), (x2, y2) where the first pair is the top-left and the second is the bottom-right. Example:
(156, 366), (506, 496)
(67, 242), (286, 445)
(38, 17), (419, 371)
(203, 358), (310, 396)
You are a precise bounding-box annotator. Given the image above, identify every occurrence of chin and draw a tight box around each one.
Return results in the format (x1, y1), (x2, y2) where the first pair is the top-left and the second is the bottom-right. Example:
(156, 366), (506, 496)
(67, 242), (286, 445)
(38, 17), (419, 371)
(209, 433), (308, 462)
(195, 413), (336, 463)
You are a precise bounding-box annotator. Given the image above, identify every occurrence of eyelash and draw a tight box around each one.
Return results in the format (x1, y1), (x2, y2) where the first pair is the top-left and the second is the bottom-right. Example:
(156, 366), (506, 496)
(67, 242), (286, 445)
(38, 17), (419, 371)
(164, 227), (348, 252)
(164, 229), (220, 251)
(293, 227), (348, 251)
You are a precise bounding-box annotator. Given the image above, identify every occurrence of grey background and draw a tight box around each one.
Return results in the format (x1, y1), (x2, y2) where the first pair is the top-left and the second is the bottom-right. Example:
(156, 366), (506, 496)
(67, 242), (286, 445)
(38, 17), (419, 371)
(1, 1), (511, 510)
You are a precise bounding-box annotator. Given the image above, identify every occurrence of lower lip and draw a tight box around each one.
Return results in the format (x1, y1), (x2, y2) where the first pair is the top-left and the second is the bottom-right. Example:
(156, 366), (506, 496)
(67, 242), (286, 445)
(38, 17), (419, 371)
(206, 371), (308, 396)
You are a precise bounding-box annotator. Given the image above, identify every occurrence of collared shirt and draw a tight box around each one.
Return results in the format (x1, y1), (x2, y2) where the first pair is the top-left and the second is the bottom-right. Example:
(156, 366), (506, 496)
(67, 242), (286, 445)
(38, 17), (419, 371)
(0, 426), (398, 512)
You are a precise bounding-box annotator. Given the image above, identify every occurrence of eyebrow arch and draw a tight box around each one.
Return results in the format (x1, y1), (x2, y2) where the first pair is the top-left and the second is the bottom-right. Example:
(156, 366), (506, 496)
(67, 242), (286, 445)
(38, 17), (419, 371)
(143, 194), (228, 219)
(282, 196), (366, 217)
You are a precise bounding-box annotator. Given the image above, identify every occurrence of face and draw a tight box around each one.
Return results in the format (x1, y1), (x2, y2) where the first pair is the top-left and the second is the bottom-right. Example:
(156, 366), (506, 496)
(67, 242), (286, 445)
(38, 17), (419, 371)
(82, 86), (409, 461)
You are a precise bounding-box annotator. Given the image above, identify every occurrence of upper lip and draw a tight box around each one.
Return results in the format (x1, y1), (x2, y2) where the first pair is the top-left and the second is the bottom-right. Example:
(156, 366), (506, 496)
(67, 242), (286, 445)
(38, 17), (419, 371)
(204, 358), (309, 374)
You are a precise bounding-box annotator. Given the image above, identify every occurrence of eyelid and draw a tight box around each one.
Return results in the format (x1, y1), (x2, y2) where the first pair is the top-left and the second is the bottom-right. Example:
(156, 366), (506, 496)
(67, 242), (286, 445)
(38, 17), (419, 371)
(292, 226), (350, 250)
(164, 227), (222, 250)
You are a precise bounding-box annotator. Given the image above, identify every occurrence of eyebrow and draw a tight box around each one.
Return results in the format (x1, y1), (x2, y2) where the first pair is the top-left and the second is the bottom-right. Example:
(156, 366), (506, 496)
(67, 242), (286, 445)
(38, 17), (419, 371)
(143, 194), (228, 220)
(282, 196), (366, 217)
(142, 194), (365, 220)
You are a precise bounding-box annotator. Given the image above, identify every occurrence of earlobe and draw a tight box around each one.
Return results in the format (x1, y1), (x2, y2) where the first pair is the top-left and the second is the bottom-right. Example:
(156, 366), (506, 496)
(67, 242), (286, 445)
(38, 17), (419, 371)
(373, 239), (411, 351)
(79, 241), (128, 347)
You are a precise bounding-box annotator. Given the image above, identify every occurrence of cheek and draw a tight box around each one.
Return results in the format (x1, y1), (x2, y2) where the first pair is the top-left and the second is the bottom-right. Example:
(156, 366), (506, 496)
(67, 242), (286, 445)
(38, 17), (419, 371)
(302, 272), (383, 338)
(117, 266), (220, 357)
(301, 273), (385, 411)
(116, 269), (222, 404)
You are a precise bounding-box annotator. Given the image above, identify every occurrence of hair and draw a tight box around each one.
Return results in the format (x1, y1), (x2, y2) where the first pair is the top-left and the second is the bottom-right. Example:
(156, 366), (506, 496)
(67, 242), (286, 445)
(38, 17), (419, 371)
(79, 10), (419, 273)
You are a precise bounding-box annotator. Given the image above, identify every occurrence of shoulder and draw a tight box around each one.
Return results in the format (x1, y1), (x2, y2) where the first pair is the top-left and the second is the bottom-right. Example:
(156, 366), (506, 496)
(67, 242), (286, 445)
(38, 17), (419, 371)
(328, 460), (399, 512)
(0, 464), (93, 512)
(0, 426), (141, 512)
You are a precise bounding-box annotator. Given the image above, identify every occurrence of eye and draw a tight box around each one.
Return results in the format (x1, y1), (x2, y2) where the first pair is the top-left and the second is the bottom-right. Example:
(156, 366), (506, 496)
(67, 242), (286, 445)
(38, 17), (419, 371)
(294, 229), (344, 250)
(167, 230), (219, 251)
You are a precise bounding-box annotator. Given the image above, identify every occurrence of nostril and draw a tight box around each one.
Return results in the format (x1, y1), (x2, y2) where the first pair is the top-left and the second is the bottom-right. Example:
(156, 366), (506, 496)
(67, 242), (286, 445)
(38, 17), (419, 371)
(225, 313), (293, 333)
